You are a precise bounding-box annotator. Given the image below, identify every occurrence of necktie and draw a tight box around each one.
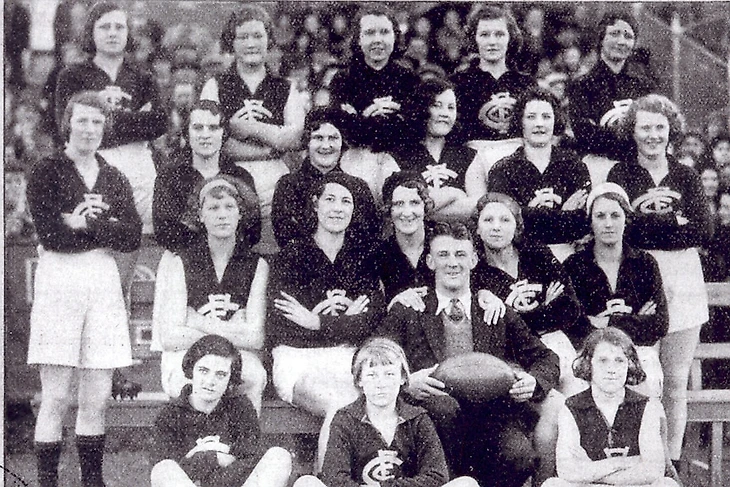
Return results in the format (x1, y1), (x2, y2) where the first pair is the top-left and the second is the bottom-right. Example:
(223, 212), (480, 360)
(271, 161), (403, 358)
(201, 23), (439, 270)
(448, 298), (465, 322)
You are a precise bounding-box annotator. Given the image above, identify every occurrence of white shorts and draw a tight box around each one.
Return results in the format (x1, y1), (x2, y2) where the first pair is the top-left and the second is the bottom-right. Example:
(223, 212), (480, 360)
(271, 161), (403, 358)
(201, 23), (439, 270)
(28, 249), (132, 368)
(548, 243), (576, 263)
(160, 349), (266, 398)
(582, 154), (619, 186)
(541, 330), (582, 396)
(340, 147), (400, 204)
(272, 345), (357, 404)
(630, 345), (664, 399)
(99, 142), (157, 235)
(647, 248), (709, 333)
(467, 137), (523, 180)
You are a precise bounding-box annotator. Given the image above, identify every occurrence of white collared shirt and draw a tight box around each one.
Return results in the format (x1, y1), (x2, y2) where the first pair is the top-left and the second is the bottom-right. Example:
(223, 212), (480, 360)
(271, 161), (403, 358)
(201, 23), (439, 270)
(434, 289), (472, 320)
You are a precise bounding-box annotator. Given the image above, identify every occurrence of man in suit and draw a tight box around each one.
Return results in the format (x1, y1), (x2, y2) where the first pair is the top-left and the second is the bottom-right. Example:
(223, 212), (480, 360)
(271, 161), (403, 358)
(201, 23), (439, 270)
(379, 221), (560, 487)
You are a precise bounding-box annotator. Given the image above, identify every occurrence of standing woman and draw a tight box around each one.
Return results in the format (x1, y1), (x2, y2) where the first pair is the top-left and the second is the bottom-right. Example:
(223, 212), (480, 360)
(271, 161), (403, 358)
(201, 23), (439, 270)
(399, 78), (481, 221)
(569, 12), (656, 185)
(563, 183), (669, 398)
(152, 174), (268, 413)
(27, 91), (142, 487)
(607, 94), (711, 470)
(54, 1), (166, 258)
(451, 5), (534, 190)
(269, 172), (385, 471)
(328, 4), (417, 203)
(200, 4), (306, 254)
(486, 87), (590, 261)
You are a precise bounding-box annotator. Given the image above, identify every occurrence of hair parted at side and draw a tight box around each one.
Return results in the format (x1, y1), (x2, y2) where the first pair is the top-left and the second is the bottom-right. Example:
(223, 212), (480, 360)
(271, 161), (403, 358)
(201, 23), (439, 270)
(573, 327), (646, 386)
(81, 2), (129, 54)
(350, 3), (404, 64)
(594, 11), (639, 55)
(509, 85), (567, 137)
(189, 99), (223, 119)
(619, 94), (686, 146)
(382, 170), (435, 217)
(475, 192), (525, 245)
(221, 4), (273, 54)
(61, 91), (111, 141)
(351, 337), (411, 390)
(429, 221), (474, 246)
(182, 334), (242, 394)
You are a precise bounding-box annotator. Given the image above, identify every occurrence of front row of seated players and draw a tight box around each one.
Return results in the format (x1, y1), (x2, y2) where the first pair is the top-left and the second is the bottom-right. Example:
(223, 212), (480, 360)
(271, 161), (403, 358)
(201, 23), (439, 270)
(379, 221), (561, 487)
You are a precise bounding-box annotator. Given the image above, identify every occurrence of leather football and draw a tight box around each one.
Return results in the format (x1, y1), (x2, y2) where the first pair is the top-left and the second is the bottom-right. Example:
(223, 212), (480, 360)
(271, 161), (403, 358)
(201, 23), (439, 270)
(433, 352), (517, 402)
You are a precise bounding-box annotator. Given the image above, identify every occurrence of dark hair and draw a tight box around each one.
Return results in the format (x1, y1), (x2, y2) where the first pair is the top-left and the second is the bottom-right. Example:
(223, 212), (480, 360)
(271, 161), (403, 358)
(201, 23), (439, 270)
(61, 91), (111, 141)
(221, 4), (273, 54)
(182, 334), (243, 395)
(509, 86), (567, 138)
(381, 170), (434, 216)
(465, 5), (523, 68)
(350, 4), (404, 65)
(407, 77), (459, 141)
(351, 337), (411, 390)
(595, 12), (639, 55)
(475, 192), (524, 246)
(308, 172), (360, 234)
(303, 106), (352, 147)
(619, 94), (685, 146)
(429, 221), (474, 246)
(182, 174), (260, 243)
(81, 2), (129, 55)
(189, 99), (223, 120)
(708, 132), (730, 162)
(573, 327), (646, 386)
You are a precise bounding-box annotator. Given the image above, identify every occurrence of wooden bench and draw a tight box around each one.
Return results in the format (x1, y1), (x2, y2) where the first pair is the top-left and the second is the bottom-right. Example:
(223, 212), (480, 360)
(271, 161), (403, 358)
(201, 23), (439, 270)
(684, 282), (730, 487)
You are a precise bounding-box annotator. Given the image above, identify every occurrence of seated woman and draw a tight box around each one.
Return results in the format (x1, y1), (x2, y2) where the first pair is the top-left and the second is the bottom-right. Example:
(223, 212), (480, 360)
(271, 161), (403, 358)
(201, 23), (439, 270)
(563, 183), (668, 398)
(268, 171), (385, 470)
(150, 335), (292, 487)
(486, 87), (590, 262)
(542, 327), (678, 487)
(473, 192), (582, 396)
(152, 175), (267, 413)
(397, 78), (481, 221)
(292, 337), (478, 487)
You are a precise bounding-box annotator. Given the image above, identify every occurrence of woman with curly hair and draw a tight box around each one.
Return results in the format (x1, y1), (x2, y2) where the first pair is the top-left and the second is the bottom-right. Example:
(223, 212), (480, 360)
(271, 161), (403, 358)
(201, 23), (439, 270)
(543, 327), (678, 487)
(607, 93), (711, 470)
(152, 174), (268, 414)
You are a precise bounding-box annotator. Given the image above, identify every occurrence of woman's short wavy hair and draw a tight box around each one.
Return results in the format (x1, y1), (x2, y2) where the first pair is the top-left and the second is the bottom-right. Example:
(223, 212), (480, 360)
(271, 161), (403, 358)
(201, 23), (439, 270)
(474, 192), (525, 246)
(351, 337), (411, 391)
(594, 11), (639, 55)
(573, 327), (646, 386)
(303, 106), (353, 151)
(381, 171), (435, 217)
(60, 91), (111, 142)
(406, 77), (463, 142)
(349, 4), (404, 64)
(509, 86), (567, 137)
(221, 4), (273, 54)
(619, 94), (686, 146)
(182, 174), (260, 243)
(182, 334), (242, 397)
(81, 2), (130, 55)
(465, 5), (523, 68)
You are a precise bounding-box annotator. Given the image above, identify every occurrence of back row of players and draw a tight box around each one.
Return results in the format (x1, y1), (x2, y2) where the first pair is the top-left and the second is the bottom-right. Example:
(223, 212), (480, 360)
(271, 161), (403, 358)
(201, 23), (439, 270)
(27, 2), (708, 487)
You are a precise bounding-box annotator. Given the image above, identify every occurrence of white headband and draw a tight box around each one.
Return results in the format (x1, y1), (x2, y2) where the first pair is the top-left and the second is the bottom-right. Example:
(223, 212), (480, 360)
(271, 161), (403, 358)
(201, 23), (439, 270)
(586, 182), (631, 215)
(199, 179), (238, 203)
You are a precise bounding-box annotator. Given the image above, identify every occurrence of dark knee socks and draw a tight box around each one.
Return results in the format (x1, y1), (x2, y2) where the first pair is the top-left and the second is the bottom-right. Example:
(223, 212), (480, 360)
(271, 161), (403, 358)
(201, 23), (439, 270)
(76, 434), (106, 487)
(35, 441), (62, 487)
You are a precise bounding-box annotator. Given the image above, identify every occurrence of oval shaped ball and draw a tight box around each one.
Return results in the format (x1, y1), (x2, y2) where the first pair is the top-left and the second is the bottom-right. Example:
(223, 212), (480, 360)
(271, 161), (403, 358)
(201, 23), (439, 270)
(433, 352), (516, 402)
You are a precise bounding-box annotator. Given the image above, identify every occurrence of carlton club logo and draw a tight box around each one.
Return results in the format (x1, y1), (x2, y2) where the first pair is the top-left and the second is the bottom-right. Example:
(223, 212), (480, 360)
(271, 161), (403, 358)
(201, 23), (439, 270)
(422, 164), (458, 189)
(631, 187), (682, 215)
(505, 282), (543, 312)
(478, 92), (517, 134)
(599, 99), (633, 128)
(98, 85), (133, 111)
(361, 450), (403, 486)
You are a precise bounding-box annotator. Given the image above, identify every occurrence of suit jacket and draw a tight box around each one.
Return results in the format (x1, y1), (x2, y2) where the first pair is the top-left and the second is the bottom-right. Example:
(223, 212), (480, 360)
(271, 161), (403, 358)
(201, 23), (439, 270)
(378, 291), (560, 402)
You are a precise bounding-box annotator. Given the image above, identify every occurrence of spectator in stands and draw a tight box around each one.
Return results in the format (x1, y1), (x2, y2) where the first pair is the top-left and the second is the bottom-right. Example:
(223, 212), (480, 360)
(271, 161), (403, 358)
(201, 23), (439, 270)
(607, 94), (711, 472)
(451, 5), (535, 184)
(271, 107), (379, 251)
(153, 100), (260, 253)
(677, 130), (706, 161)
(472, 192), (582, 397)
(293, 337), (479, 487)
(398, 77), (481, 220)
(701, 188), (730, 283)
(705, 133), (730, 189)
(150, 335), (292, 487)
(700, 166), (721, 217)
(200, 4), (306, 254)
(564, 183), (668, 398)
(152, 174), (267, 413)
(27, 91), (142, 487)
(486, 87), (590, 261)
(268, 172), (385, 471)
(569, 12), (656, 184)
(543, 327), (679, 487)
(329, 4), (418, 202)
(379, 221), (560, 487)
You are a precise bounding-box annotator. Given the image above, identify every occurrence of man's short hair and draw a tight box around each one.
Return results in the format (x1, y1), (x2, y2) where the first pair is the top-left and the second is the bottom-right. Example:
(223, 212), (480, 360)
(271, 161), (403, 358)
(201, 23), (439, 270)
(429, 221), (474, 246)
